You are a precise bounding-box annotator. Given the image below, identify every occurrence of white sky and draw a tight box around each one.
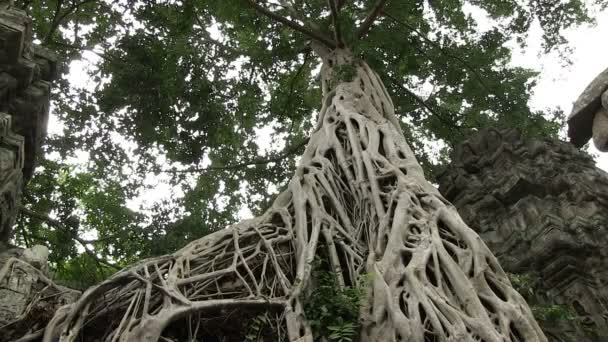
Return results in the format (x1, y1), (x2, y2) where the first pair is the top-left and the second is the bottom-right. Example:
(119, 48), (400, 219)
(504, 7), (608, 170)
(47, 4), (608, 219)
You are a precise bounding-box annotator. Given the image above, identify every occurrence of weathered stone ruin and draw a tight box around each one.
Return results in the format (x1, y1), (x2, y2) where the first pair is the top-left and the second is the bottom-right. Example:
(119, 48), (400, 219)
(438, 128), (608, 341)
(0, 5), (79, 341)
(567, 66), (608, 151)
(0, 4), (56, 245)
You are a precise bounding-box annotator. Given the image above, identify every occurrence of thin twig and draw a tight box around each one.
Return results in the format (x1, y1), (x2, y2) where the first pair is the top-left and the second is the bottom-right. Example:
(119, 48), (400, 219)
(19, 207), (120, 269)
(162, 138), (310, 174)
(281, 52), (311, 121)
(357, 0), (388, 39)
(382, 11), (511, 107)
(192, 5), (241, 57)
(387, 74), (465, 134)
(327, 0), (343, 47)
(47, 40), (122, 63)
(42, 0), (98, 45)
(243, 0), (336, 48)
(44, 0), (64, 45)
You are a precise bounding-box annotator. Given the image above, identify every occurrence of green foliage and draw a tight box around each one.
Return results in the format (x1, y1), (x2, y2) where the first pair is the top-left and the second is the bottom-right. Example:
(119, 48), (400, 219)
(332, 63), (358, 86)
(508, 273), (578, 325)
(327, 323), (357, 342)
(509, 272), (536, 298)
(302, 259), (370, 341)
(532, 305), (577, 324)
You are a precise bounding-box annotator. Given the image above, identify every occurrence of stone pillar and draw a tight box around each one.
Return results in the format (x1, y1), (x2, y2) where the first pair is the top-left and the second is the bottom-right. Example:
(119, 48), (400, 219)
(438, 128), (608, 341)
(0, 5), (56, 246)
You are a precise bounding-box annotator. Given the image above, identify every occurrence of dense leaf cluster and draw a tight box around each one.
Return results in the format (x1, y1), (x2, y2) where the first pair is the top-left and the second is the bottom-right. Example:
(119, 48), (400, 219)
(11, 0), (602, 286)
(508, 273), (578, 325)
(302, 259), (368, 341)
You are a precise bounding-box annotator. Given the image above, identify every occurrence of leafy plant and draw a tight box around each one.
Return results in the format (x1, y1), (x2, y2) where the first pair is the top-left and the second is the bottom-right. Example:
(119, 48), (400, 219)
(302, 258), (370, 341)
(532, 305), (577, 324)
(509, 272), (536, 299)
(327, 322), (357, 342)
(508, 272), (578, 325)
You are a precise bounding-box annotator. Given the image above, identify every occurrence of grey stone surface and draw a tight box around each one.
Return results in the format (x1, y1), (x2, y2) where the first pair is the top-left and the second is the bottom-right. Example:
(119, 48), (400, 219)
(21, 244), (48, 272)
(568, 66), (608, 148)
(438, 128), (608, 341)
(0, 5), (56, 246)
(0, 247), (79, 341)
(0, 7), (73, 341)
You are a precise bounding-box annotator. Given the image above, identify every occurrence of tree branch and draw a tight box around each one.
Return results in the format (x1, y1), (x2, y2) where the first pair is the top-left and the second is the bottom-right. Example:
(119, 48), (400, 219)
(42, 0), (98, 45)
(19, 207), (120, 269)
(47, 40), (123, 63)
(327, 0), (343, 47)
(386, 74), (466, 139)
(162, 138), (310, 174)
(281, 52), (310, 120)
(43, 0), (64, 45)
(357, 0), (388, 40)
(244, 0), (336, 48)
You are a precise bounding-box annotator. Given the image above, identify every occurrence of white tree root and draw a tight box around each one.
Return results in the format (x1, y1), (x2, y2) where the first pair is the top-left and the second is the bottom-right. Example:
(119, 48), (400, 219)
(41, 49), (547, 342)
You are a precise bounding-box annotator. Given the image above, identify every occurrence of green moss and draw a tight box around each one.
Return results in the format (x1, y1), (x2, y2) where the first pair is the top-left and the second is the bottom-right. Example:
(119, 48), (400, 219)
(328, 64), (357, 89)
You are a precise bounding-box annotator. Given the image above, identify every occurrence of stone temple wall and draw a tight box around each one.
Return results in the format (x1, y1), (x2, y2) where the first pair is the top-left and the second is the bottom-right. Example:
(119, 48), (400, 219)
(0, 4), (57, 245)
(0, 6), (79, 342)
(438, 128), (608, 341)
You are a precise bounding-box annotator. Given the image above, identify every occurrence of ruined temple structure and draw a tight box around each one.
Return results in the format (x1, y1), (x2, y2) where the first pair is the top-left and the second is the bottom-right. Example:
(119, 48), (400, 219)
(438, 128), (608, 341)
(0, 4), (57, 246)
(0, 5), (79, 342)
(567, 66), (608, 151)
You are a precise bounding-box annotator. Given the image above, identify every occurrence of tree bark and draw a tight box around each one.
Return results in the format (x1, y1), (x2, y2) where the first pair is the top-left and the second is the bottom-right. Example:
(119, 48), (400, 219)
(40, 48), (547, 342)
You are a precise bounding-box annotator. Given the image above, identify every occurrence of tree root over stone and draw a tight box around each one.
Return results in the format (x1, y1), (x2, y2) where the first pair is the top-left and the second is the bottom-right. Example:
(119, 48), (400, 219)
(0, 257), (79, 342)
(40, 49), (547, 342)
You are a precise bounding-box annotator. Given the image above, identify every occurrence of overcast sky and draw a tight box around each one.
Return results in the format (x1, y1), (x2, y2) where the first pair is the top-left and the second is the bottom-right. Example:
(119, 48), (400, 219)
(504, 6), (608, 170)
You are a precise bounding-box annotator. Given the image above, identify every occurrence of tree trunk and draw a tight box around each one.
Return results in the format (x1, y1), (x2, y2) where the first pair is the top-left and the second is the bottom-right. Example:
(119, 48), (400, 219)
(40, 48), (547, 342)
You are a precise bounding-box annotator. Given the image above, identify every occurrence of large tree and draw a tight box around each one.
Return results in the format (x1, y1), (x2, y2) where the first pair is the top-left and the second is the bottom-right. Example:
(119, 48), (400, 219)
(14, 0), (603, 289)
(17, 0), (602, 341)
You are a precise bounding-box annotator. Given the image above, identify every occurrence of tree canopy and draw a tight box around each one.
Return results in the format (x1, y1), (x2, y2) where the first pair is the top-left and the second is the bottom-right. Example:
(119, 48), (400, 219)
(13, 0), (606, 288)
